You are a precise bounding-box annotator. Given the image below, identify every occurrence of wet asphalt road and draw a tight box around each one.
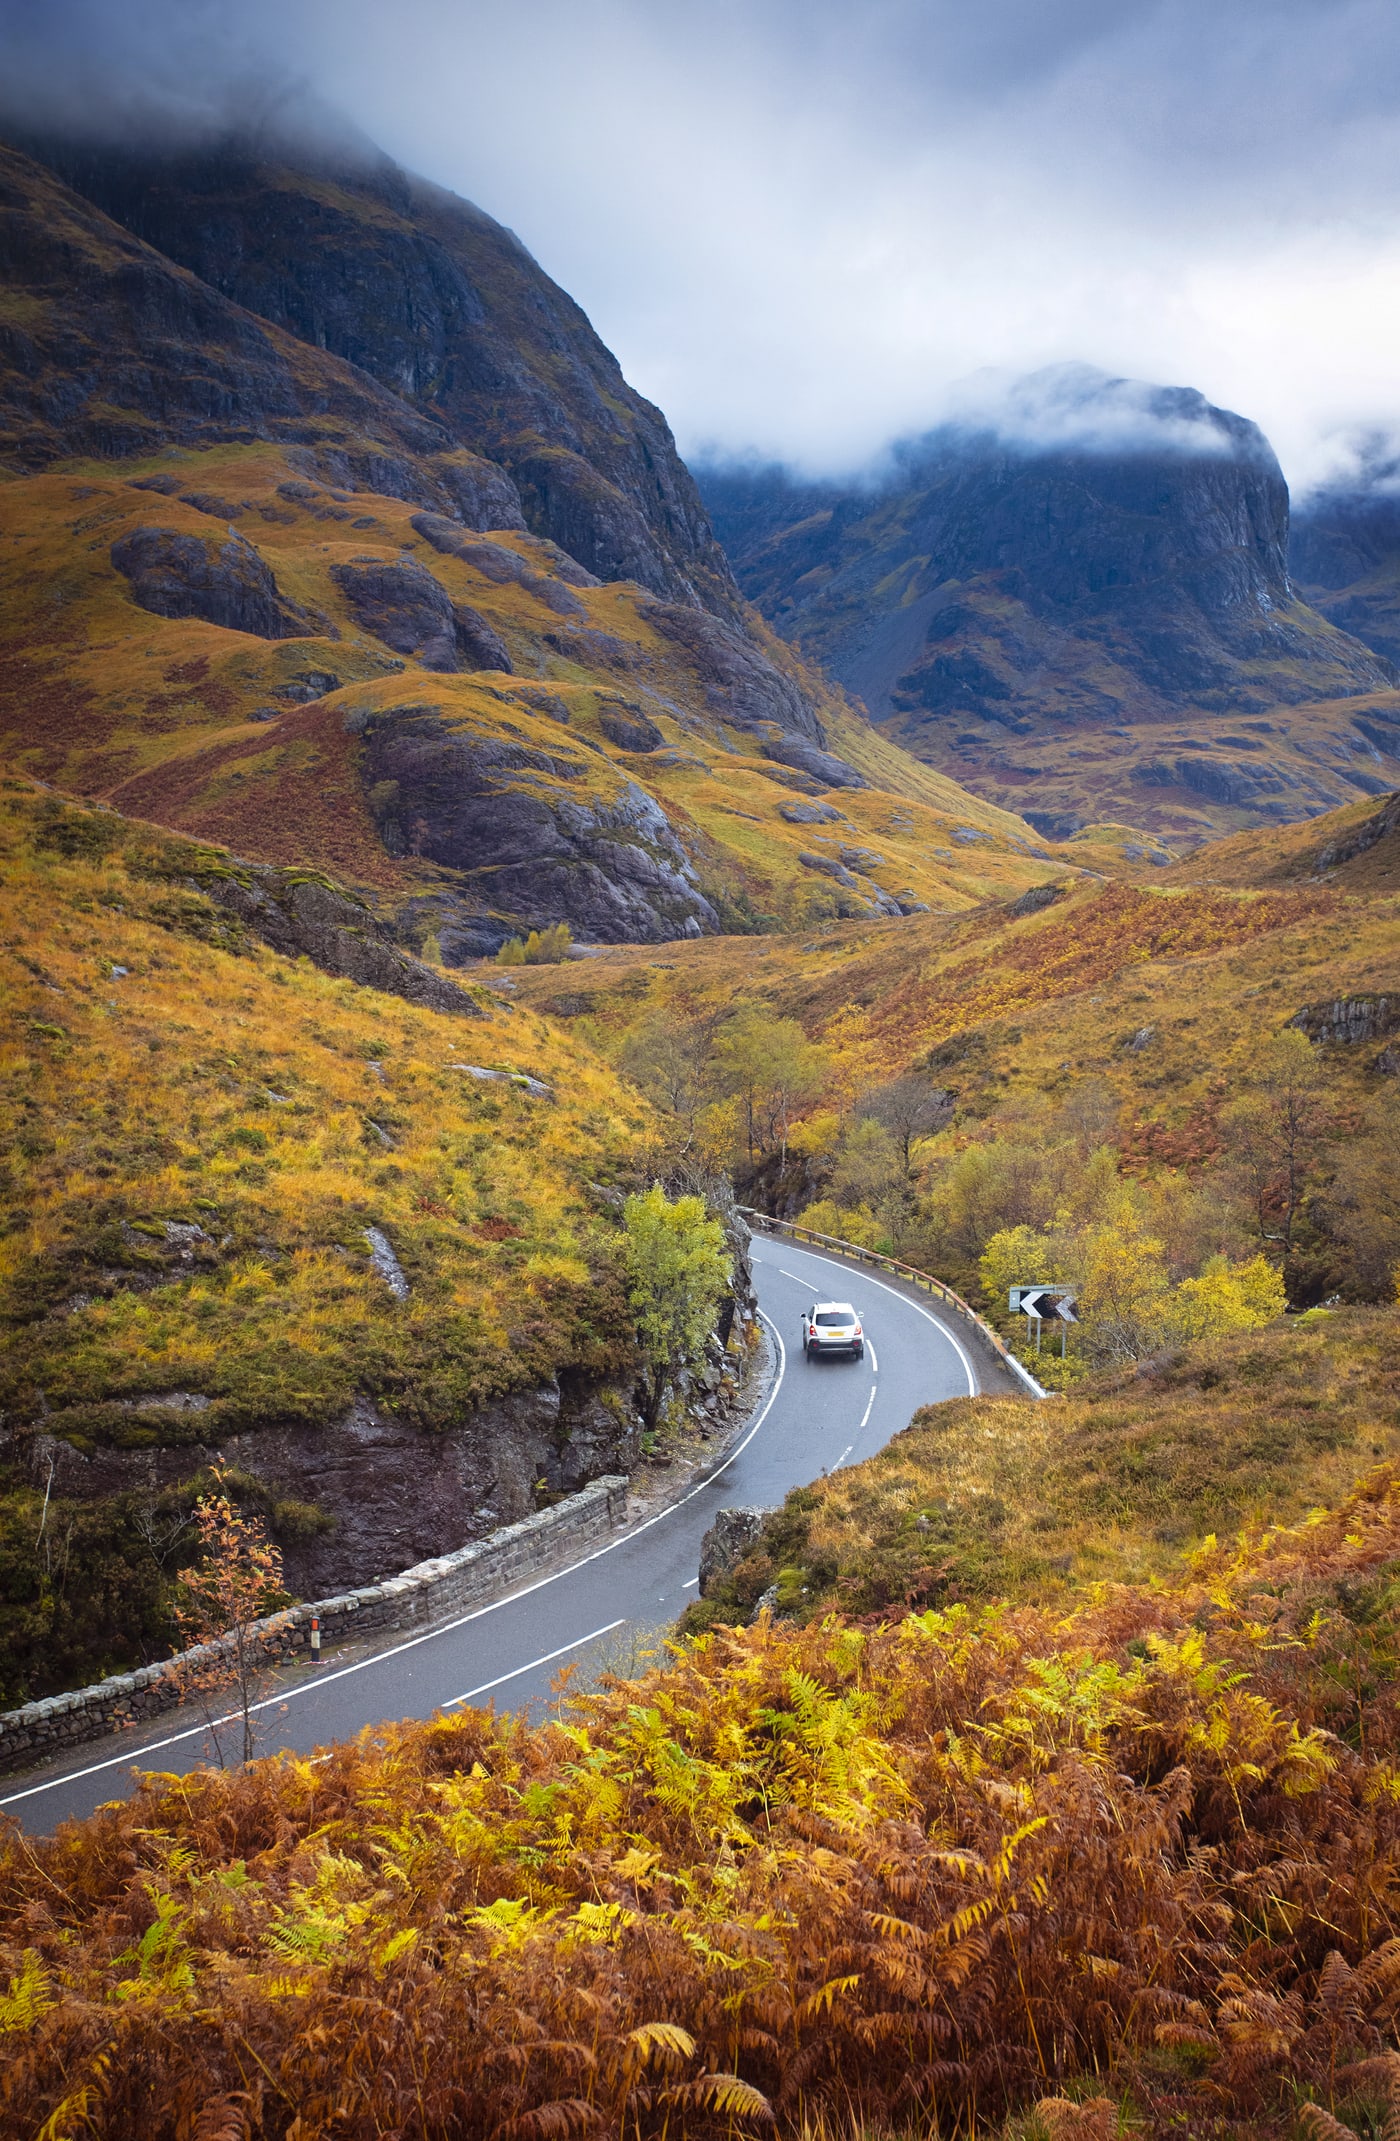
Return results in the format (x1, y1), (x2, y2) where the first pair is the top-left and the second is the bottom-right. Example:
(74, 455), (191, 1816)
(2, 1233), (984, 1832)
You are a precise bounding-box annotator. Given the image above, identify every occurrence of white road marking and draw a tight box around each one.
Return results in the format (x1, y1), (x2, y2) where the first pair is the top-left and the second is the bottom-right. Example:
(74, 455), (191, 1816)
(779, 1268), (804, 1282)
(443, 1621), (625, 1708)
(760, 1240), (976, 1397)
(867, 1343), (879, 1374)
(833, 1443), (853, 1469)
(682, 1577), (699, 1589)
(859, 1386), (876, 1429)
(1, 1314), (791, 1813)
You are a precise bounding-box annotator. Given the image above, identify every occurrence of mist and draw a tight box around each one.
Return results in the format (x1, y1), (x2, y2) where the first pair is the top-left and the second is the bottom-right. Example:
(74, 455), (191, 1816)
(6, 0), (1400, 493)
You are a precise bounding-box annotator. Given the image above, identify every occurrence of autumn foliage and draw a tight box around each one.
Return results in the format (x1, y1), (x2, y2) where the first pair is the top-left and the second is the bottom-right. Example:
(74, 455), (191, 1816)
(7, 1461), (1400, 2137)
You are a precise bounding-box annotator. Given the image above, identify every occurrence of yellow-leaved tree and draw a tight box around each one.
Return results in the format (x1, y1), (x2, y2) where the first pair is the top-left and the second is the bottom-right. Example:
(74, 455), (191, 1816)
(1171, 1254), (1287, 1341)
(622, 1186), (732, 1429)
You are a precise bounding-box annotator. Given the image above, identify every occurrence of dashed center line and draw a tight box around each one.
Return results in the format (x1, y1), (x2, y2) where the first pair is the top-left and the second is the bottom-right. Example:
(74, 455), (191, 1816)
(859, 1385), (876, 1429)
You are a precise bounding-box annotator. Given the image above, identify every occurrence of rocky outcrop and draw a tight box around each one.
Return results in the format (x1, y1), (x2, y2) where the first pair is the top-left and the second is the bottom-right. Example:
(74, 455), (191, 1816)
(699, 366), (1395, 833)
(331, 558), (512, 674)
(597, 704), (664, 752)
(111, 525), (312, 639)
(762, 739), (867, 789)
(19, 1376), (641, 1601)
(353, 700), (719, 943)
(195, 862), (485, 1015)
(34, 136), (744, 618)
(0, 141), (469, 490)
(1289, 995), (1399, 1046)
(699, 1507), (767, 1595)
(646, 603), (824, 738)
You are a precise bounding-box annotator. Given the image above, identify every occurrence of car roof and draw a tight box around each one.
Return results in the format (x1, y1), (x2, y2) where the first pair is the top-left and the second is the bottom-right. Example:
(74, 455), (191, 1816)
(812, 1301), (856, 1314)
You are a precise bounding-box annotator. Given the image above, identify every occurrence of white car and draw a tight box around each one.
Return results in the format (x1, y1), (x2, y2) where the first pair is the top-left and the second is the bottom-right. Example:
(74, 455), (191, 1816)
(802, 1301), (864, 1359)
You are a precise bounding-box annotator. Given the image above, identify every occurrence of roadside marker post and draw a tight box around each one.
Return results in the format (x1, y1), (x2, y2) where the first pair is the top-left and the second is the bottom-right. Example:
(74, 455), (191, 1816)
(311, 1615), (321, 1664)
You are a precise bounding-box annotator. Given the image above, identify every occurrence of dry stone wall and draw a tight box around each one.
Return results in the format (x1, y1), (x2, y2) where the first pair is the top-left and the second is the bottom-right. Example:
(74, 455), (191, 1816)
(0, 1475), (628, 1775)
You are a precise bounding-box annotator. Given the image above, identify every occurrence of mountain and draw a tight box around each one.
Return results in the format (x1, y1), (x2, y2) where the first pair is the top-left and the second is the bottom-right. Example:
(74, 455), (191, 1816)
(1291, 462), (1400, 694)
(29, 132), (739, 617)
(0, 136), (1095, 951)
(699, 366), (1400, 842)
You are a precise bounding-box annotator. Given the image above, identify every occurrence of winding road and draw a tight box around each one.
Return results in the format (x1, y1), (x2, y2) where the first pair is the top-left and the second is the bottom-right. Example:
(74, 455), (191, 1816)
(3, 1234), (1010, 1833)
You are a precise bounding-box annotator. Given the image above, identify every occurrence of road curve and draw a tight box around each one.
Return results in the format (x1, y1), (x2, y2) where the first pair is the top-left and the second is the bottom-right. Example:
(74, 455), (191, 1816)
(3, 1235), (987, 1832)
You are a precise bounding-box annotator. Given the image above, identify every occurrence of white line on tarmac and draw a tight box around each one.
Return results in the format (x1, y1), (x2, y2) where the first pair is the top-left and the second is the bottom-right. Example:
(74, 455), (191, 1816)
(443, 1621), (626, 1708)
(1, 1314), (791, 1813)
(867, 1343), (879, 1374)
(859, 1385), (876, 1430)
(833, 1444), (854, 1469)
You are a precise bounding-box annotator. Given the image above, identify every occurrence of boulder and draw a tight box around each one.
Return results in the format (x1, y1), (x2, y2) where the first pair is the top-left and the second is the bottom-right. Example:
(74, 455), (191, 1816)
(699, 1507), (767, 1595)
(111, 526), (311, 639)
(762, 739), (868, 789)
(331, 558), (512, 673)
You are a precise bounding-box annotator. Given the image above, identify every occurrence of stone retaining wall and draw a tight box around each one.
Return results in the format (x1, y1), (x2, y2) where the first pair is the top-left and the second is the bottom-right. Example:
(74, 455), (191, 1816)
(0, 1474), (629, 1775)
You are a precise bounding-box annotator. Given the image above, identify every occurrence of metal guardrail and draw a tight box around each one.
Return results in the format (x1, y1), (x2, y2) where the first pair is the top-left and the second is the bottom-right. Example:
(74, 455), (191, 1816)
(737, 1207), (1050, 1401)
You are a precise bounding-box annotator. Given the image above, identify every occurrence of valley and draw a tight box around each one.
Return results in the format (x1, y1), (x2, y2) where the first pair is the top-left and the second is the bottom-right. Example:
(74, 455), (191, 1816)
(1, 80), (1399, 2141)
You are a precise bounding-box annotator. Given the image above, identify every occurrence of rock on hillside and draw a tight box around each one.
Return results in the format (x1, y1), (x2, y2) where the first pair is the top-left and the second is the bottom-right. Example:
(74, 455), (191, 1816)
(701, 367), (1400, 841)
(31, 133), (740, 619)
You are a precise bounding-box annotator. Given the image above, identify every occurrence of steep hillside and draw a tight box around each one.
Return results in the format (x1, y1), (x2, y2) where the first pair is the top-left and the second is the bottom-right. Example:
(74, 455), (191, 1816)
(32, 133), (738, 617)
(700, 367), (1400, 842)
(1159, 785), (1400, 889)
(0, 137), (1099, 946)
(0, 440), (1077, 949)
(1292, 470), (1400, 666)
(0, 784), (659, 1704)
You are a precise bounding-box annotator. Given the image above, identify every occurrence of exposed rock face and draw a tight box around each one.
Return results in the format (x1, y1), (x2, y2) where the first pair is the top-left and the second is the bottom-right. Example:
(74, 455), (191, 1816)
(646, 603), (824, 738)
(331, 558), (512, 673)
(597, 705), (664, 752)
(1292, 480), (1400, 665)
(354, 701), (719, 942)
(34, 137), (743, 617)
(111, 525), (312, 639)
(699, 367), (1397, 833)
(699, 1506), (767, 1596)
(0, 141), (470, 493)
(762, 739), (867, 789)
(25, 1377), (640, 1600)
(1289, 995), (1399, 1046)
(197, 863), (485, 1016)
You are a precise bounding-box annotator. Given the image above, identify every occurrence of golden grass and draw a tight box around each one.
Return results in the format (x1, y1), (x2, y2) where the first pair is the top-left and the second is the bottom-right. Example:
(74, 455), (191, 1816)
(0, 444), (1119, 930)
(690, 1305), (1400, 1626)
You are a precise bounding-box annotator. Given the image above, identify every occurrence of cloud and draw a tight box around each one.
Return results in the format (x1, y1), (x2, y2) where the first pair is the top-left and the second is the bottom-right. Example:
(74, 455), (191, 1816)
(6, 0), (1400, 491)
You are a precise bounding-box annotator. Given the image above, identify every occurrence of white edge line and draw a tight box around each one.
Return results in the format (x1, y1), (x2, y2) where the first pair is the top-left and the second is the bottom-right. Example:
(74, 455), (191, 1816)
(443, 1619), (625, 1707)
(867, 1343), (879, 1374)
(762, 1239), (977, 1398)
(1, 1315), (790, 1811)
(859, 1387), (876, 1430)
(681, 1577), (699, 1589)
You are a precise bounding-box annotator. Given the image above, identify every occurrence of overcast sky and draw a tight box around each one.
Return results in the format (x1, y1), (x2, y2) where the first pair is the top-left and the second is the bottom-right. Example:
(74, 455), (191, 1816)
(7, 0), (1400, 490)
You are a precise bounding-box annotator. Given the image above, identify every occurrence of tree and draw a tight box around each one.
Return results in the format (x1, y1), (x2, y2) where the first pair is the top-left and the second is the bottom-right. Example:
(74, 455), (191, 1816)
(496, 923), (573, 967)
(619, 1011), (718, 1129)
(1076, 1214), (1172, 1364)
(622, 1186), (732, 1429)
(713, 1006), (828, 1165)
(858, 1077), (952, 1174)
(172, 1470), (289, 1767)
(1170, 1254), (1286, 1341)
(1221, 1029), (1331, 1252)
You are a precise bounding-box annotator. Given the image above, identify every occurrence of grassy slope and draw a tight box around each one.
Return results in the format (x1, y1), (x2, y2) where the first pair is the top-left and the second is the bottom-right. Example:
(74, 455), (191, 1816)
(690, 1305), (1400, 1627)
(507, 855), (1399, 1139)
(0, 785), (648, 1700)
(0, 445), (1096, 933)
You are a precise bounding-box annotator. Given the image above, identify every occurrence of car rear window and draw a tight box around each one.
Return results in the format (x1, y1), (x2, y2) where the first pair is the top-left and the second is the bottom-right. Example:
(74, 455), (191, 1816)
(815, 1311), (852, 1326)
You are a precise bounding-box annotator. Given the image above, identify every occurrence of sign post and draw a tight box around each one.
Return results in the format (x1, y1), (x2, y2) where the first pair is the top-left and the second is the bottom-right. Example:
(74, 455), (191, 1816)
(1009, 1286), (1078, 1359)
